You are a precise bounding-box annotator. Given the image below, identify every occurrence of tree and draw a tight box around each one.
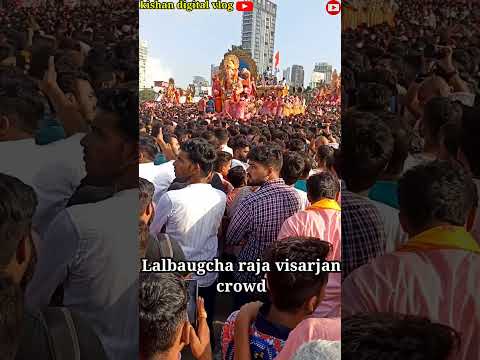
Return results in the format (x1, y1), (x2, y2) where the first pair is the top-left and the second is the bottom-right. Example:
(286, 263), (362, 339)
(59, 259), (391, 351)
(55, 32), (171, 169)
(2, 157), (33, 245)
(140, 89), (156, 102)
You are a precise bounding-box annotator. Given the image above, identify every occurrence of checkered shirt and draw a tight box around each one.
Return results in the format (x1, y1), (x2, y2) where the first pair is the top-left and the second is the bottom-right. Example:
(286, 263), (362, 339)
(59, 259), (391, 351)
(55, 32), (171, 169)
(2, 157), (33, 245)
(342, 190), (386, 280)
(226, 179), (302, 283)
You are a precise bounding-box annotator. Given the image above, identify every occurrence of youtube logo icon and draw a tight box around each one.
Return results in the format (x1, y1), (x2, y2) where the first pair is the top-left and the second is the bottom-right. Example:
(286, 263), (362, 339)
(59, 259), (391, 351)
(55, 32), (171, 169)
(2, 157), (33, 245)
(326, 0), (341, 15)
(236, 1), (253, 12)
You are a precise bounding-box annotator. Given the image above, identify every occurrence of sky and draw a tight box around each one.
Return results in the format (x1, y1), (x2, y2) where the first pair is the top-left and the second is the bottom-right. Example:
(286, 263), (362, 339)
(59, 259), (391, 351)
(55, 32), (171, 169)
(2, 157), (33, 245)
(139, 0), (341, 88)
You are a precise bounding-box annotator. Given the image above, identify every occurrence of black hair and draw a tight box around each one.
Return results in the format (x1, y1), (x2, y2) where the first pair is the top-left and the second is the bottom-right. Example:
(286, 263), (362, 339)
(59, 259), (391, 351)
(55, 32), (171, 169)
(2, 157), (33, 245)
(439, 122), (461, 160)
(214, 127), (229, 144)
(231, 135), (250, 151)
(340, 110), (394, 192)
(263, 237), (331, 313)
(139, 177), (155, 215)
(248, 144), (283, 172)
(317, 145), (335, 171)
(342, 313), (460, 360)
(139, 273), (187, 358)
(423, 97), (462, 145)
(200, 130), (219, 148)
(307, 172), (339, 201)
(357, 82), (391, 111)
(139, 134), (158, 162)
(280, 152), (306, 185)
(29, 45), (55, 80)
(181, 138), (217, 176)
(96, 87), (139, 142)
(174, 127), (188, 143)
(373, 111), (411, 176)
(0, 174), (37, 268)
(0, 96), (43, 134)
(226, 166), (247, 188)
(214, 151), (233, 173)
(398, 160), (475, 230)
(162, 132), (177, 145)
(288, 138), (307, 153)
(301, 155), (313, 179)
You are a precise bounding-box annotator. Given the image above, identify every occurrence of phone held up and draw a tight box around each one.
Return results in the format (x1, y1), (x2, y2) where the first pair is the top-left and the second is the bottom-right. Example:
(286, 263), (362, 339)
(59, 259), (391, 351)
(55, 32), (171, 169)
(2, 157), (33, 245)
(185, 279), (198, 330)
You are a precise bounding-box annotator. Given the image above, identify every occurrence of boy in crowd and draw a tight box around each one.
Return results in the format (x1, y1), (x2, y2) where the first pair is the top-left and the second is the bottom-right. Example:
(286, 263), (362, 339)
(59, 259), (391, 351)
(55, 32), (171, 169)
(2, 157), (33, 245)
(221, 237), (339, 360)
(139, 273), (212, 360)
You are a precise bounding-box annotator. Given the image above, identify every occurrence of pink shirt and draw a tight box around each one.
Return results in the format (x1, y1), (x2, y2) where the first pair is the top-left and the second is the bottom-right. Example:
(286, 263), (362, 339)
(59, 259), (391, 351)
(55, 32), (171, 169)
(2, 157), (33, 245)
(343, 249), (480, 360)
(275, 317), (341, 360)
(278, 208), (341, 318)
(198, 99), (206, 112)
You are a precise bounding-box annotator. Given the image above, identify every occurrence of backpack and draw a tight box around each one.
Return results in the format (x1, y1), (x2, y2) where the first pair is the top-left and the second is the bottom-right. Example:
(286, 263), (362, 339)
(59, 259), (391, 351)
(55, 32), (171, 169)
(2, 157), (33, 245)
(39, 307), (107, 360)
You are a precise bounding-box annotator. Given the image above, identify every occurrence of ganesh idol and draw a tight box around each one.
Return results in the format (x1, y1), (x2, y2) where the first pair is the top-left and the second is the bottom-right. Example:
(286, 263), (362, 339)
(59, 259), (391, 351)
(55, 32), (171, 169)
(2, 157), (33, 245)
(212, 72), (223, 113)
(221, 54), (243, 119)
(165, 78), (177, 104)
(234, 68), (255, 121)
(240, 68), (254, 99)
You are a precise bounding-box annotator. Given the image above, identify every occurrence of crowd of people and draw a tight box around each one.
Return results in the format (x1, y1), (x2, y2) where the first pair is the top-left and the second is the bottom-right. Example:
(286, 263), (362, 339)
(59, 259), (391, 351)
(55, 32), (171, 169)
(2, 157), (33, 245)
(341, 0), (480, 359)
(139, 64), (343, 359)
(1, 0), (480, 359)
(139, 1), (479, 360)
(1, 2), (139, 359)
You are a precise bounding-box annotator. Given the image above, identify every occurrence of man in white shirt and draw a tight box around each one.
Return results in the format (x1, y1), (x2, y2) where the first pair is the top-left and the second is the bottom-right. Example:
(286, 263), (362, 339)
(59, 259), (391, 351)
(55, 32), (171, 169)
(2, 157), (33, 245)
(138, 134), (175, 204)
(26, 88), (139, 360)
(151, 138), (226, 331)
(215, 127), (233, 155)
(230, 134), (250, 170)
(0, 96), (85, 236)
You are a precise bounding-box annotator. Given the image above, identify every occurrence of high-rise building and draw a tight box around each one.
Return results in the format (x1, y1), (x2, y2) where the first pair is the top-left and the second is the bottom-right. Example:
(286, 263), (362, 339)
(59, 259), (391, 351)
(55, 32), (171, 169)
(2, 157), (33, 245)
(310, 71), (325, 89)
(193, 76), (208, 86)
(241, 0), (277, 75)
(193, 76), (209, 95)
(210, 64), (220, 84)
(313, 62), (333, 85)
(291, 65), (304, 88)
(282, 67), (290, 84)
(139, 40), (148, 89)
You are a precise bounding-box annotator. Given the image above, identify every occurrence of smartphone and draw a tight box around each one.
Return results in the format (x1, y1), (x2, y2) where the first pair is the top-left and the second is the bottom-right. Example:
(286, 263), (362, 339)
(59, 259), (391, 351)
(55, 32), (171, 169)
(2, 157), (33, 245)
(185, 279), (198, 329)
(29, 45), (55, 80)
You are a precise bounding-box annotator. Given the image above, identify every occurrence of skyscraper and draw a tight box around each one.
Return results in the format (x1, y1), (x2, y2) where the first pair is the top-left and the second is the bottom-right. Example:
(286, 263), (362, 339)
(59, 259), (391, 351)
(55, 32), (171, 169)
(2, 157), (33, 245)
(241, 0), (277, 75)
(291, 65), (304, 88)
(283, 67), (291, 84)
(313, 62), (333, 84)
(139, 40), (148, 89)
